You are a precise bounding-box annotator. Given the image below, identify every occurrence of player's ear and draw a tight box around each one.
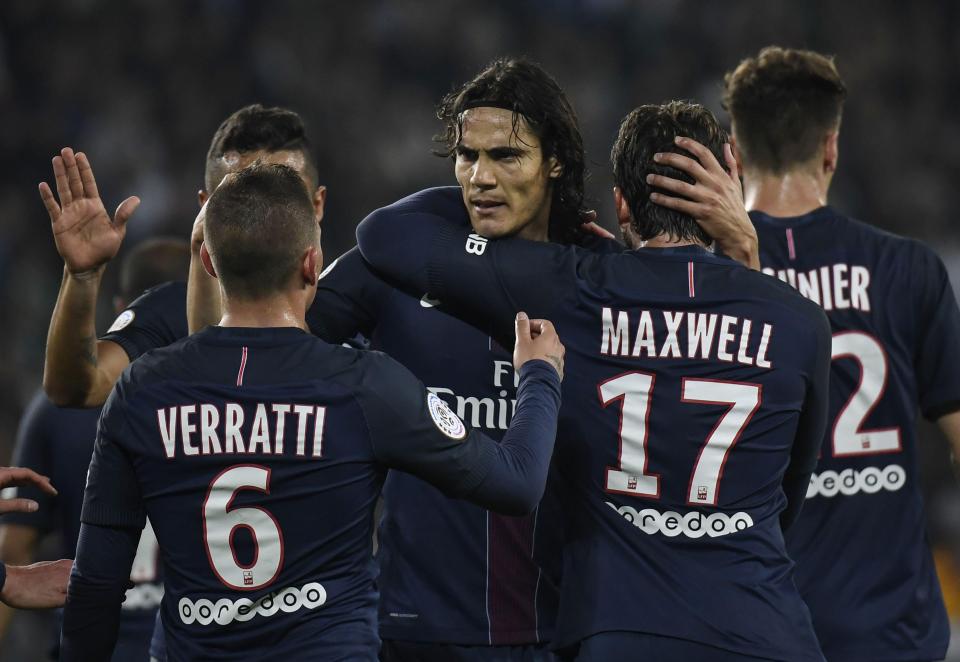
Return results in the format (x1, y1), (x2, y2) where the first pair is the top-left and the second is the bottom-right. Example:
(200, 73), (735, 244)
(303, 246), (321, 286)
(728, 134), (744, 173)
(312, 186), (327, 225)
(823, 131), (839, 174)
(613, 186), (632, 230)
(200, 243), (218, 280)
(546, 155), (562, 179)
(197, 189), (208, 207)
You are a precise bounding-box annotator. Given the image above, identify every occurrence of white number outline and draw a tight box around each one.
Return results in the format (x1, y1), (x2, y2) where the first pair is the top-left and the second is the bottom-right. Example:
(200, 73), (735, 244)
(600, 372), (762, 506)
(831, 331), (902, 457)
(202, 464), (284, 591)
(681, 378), (762, 506)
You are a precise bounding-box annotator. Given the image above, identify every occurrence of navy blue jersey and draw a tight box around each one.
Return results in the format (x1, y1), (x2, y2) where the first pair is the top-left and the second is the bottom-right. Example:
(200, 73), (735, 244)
(5, 391), (161, 661)
(310, 212), (571, 643)
(357, 190), (834, 661)
(64, 326), (561, 661)
(100, 281), (188, 361)
(752, 206), (960, 661)
(96, 189), (612, 648)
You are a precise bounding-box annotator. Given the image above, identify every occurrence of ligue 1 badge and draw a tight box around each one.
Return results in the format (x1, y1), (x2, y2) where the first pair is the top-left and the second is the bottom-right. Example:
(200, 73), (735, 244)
(106, 309), (136, 333)
(427, 392), (467, 440)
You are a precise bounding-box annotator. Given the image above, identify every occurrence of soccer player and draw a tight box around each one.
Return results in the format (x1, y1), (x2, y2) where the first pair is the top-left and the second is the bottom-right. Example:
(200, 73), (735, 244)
(0, 238), (190, 659)
(188, 59), (617, 661)
(716, 46), (960, 661)
(356, 101), (832, 661)
(0, 467), (72, 610)
(58, 163), (565, 661)
(40, 105), (324, 409)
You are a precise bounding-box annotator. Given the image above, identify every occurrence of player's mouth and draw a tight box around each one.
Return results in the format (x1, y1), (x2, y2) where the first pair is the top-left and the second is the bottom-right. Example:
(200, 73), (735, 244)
(470, 198), (506, 217)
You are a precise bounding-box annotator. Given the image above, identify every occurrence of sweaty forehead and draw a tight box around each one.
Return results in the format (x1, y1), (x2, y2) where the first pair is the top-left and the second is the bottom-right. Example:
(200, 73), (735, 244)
(215, 149), (310, 189)
(459, 107), (540, 150)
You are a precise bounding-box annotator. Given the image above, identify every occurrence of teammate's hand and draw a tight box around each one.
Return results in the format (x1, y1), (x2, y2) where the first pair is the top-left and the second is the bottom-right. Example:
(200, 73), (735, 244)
(647, 137), (760, 270)
(513, 312), (565, 380)
(0, 560), (72, 609)
(0, 466), (57, 514)
(578, 209), (617, 240)
(39, 148), (140, 277)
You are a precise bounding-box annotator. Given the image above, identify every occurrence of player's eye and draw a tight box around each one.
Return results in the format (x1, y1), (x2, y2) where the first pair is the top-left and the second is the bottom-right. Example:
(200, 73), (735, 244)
(456, 146), (478, 161)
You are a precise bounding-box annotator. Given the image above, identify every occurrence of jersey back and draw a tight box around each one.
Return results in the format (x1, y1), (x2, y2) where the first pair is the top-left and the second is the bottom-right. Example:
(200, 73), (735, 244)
(538, 247), (828, 660)
(753, 207), (960, 661)
(85, 328), (390, 660)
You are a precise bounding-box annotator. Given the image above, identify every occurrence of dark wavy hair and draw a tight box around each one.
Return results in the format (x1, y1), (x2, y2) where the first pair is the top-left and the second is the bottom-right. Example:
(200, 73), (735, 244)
(611, 101), (727, 245)
(435, 57), (586, 242)
(205, 104), (318, 192)
(723, 47), (847, 173)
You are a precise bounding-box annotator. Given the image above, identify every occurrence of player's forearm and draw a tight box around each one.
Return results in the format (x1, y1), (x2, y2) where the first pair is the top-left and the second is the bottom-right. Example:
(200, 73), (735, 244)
(44, 267), (113, 407)
(61, 524), (136, 662)
(717, 232), (760, 271)
(187, 247), (222, 333)
(465, 360), (562, 515)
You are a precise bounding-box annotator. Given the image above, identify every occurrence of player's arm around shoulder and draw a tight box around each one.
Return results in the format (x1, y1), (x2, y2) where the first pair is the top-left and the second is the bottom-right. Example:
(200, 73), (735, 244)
(361, 312), (564, 515)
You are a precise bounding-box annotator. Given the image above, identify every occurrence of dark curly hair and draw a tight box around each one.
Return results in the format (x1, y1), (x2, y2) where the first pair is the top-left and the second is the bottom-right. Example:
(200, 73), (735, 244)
(205, 104), (318, 192)
(723, 47), (847, 173)
(435, 57), (586, 242)
(611, 101), (727, 245)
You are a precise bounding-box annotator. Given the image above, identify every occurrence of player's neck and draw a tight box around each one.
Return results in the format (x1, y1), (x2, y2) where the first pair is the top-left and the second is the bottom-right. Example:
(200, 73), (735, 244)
(218, 291), (309, 332)
(642, 235), (706, 250)
(743, 168), (829, 218)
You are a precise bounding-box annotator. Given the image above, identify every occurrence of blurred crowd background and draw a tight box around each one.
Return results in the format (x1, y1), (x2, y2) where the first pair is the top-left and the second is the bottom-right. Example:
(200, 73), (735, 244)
(1, 0), (958, 658)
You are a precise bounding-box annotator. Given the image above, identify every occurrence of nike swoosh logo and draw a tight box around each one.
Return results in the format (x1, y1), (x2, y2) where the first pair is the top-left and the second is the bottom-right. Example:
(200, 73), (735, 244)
(420, 294), (442, 308)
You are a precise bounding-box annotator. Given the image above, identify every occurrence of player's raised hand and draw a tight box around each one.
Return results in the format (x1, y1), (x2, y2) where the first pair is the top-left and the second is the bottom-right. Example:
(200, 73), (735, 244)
(0, 560), (72, 609)
(647, 137), (760, 270)
(0, 466), (57, 514)
(39, 148), (140, 276)
(513, 312), (565, 380)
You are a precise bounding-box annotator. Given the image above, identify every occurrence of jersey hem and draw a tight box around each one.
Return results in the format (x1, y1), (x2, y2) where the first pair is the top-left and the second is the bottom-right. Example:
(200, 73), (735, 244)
(379, 625), (552, 646)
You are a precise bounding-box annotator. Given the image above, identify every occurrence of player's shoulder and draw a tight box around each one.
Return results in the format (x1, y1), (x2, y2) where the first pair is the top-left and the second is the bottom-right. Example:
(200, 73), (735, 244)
(104, 280), (186, 334)
(383, 186), (468, 221)
(126, 280), (186, 309)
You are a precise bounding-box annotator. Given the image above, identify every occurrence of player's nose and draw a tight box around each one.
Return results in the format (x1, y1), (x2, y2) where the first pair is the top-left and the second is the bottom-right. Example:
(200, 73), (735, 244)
(470, 157), (496, 188)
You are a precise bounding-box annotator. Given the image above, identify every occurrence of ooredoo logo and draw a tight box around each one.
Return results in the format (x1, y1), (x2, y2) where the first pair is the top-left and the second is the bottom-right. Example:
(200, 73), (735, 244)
(806, 464), (906, 499)
(179, 581), (326, 626)
(607, 502), (754, 538)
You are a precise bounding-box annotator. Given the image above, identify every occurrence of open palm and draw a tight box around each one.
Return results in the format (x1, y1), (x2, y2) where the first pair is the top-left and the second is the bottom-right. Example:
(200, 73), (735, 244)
(39, 147), (139, 275)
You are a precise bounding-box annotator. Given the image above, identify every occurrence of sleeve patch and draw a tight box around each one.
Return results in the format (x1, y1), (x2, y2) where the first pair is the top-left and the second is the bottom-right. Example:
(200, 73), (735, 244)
(427, 392), (466, 440)
(107, 310), (136, 333)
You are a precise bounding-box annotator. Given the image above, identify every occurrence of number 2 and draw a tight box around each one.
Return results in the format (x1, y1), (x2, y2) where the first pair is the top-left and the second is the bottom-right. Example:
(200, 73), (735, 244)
(831, 331), (901, 456)
(601, 373), (761, 506)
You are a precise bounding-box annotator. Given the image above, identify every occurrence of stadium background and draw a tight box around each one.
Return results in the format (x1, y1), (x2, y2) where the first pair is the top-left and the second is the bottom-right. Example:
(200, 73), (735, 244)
(1, 0), (957, 658)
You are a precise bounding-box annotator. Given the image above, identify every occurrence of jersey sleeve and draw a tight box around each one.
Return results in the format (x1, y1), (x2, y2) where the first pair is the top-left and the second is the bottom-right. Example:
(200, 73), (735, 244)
(60, 522), (141, 662)
(780, 305), (832, 530)
(910, 244), (960, 420)
(100, 281), (188, 361)
(305, 247), (387, 343)
(356, 188), (579, 349)
(3, 392), (57, 532)
(361, 352), (562, 515)
(79, 389), (146, 530)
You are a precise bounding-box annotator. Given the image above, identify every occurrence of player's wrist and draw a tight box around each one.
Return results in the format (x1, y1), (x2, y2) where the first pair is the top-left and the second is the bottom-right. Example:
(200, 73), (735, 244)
(65, 264), (106, 283)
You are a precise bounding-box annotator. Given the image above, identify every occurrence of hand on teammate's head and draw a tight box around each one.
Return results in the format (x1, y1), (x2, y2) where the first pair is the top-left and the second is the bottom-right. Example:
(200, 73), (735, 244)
(513, 311), (565, 380)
